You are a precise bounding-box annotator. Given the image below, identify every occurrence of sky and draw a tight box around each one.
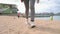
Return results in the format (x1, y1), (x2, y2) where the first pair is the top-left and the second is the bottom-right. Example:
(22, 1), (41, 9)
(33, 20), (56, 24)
(0, 0), (60, 13)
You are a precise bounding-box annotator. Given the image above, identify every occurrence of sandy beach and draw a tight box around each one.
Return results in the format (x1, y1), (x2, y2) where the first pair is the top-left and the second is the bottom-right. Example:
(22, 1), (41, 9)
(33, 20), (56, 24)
(0, 16), (60, 34)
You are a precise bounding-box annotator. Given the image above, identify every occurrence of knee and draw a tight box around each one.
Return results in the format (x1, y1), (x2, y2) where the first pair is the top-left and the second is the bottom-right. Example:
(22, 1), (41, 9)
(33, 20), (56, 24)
(26, 8), (29, 11)
(30, 6), (34, 9)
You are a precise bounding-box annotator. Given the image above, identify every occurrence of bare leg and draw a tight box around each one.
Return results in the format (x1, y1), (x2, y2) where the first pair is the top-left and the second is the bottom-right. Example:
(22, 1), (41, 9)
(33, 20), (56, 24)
(30, 0), (35, 22)
(24, 0), (30, 25)
(30, 0), (35, 28)
(24, 0), (29, 19)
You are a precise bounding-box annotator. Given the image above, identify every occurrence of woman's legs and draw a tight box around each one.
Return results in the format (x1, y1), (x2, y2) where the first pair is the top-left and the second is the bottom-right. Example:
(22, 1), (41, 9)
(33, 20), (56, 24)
(24, 0), (35, 28)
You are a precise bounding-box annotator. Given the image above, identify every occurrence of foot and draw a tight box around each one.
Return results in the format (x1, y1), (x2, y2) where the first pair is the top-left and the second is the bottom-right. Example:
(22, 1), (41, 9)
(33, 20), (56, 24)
(30, 22), (36, 28)
(26, 19), (36, 28)
(31, 25), (36, 28)
(26, 22), (36, 28)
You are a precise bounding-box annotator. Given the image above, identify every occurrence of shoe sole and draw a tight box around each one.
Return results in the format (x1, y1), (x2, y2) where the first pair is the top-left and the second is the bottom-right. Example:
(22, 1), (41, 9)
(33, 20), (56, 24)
(31, 25), (36, 28)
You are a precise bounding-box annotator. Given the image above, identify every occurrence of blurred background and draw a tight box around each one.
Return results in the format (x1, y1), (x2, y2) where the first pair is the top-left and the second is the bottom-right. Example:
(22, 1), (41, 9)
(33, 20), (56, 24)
(0, 0), (60, 20)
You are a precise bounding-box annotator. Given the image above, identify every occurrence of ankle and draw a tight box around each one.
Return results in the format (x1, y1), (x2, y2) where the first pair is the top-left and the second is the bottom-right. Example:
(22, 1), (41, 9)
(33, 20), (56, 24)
(31, 20), (34, 22)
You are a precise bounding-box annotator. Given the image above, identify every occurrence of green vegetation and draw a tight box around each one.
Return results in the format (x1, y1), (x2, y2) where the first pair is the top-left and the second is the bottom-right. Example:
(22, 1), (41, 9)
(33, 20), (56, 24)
(0, 4), (17, 14)
(0, 4), (9, 8)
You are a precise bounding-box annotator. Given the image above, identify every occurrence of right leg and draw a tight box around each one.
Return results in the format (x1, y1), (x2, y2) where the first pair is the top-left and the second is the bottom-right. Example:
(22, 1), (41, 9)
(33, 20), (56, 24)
(24, 0), (29, 19)
(24, 0), (30, 26)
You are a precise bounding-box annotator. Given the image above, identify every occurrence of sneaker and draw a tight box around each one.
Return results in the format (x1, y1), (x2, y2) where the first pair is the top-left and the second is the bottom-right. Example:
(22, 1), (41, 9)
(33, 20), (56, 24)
(30, 22), (36, 28)
(25, 19), (36, 28)
(31, 25), (36, 28)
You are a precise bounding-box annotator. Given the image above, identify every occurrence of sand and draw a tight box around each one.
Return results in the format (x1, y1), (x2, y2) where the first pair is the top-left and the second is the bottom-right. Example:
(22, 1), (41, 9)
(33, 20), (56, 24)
(0, 16), (60, 34)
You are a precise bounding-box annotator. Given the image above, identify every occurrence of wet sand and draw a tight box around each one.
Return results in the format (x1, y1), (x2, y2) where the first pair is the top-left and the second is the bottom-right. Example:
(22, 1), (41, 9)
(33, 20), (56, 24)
(0, 16), (60, 34)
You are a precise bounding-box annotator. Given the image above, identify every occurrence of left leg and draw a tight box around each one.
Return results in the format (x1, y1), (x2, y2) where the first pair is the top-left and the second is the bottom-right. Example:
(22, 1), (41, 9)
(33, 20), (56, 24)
(30, 0), (35, 28)
(30, 0), (35, 22)
(24, 0), (29, 19)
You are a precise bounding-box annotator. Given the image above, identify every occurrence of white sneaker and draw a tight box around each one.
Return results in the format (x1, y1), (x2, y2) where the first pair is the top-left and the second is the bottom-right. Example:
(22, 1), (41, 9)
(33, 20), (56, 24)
(30, 22), (36, 28)
(26, 22), (36, 28)
(25, 19), (36, 28)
